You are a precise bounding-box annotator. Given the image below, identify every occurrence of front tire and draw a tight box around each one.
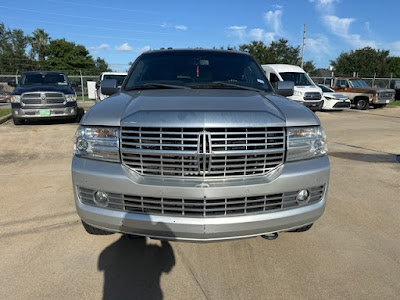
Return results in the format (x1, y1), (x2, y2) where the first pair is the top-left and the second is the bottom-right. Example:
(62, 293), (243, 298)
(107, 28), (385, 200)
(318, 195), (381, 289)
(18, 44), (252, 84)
(355, 98), (369, 110)
(287, 223), (313, 232)
(81, 221), (114, 235)
(374, 104), (386, 109)
(13, 117), (24, 125)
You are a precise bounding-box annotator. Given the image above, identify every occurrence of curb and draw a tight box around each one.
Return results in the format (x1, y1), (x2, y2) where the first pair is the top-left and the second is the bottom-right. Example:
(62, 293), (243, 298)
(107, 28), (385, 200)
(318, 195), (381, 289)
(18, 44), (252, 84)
(0, 113), (12, 125)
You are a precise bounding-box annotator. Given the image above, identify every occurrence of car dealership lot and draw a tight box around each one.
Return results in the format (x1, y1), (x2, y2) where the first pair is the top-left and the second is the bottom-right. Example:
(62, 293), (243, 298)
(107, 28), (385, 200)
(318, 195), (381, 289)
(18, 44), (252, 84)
(0, 108), (399, 299)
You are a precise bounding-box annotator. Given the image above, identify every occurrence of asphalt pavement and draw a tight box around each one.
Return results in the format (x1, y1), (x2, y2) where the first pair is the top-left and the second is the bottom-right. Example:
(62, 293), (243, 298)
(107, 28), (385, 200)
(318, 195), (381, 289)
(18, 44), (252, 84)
(0, 107), (399, 299)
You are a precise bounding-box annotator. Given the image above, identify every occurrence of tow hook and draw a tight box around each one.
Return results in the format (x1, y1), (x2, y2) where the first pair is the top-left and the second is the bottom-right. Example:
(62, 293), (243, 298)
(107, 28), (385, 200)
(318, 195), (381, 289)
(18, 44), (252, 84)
(261, 232), (278, 240)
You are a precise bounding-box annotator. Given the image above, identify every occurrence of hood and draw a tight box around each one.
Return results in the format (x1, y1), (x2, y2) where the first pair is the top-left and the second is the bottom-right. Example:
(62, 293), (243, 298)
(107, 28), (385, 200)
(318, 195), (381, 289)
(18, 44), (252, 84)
(346, 87), (395, 94)
(13, 85), (75, 95)
(82, 89), (320, 127)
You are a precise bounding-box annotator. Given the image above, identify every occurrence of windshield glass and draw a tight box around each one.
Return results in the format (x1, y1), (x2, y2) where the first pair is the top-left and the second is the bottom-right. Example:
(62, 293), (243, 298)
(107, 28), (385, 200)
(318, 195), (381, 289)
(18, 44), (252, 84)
(319, 85), (334, 93)
(124, 50), (271, 92)
(280, 72), (315, 86)
(103, 75), (126, 86)
(20, 72), (69, 86)
(349, 79), (369, 88)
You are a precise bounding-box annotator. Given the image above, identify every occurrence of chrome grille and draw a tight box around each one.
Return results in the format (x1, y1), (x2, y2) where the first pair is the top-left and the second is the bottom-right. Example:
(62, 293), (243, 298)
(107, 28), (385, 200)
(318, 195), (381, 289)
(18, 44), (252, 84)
(303, 92), (321, 101)
(377, 92), (394, 100)
(21, 92), (65, 105)
(21, 93), (41, 105)
(77, 185), (325, 217)
(120, 127), (285, 177)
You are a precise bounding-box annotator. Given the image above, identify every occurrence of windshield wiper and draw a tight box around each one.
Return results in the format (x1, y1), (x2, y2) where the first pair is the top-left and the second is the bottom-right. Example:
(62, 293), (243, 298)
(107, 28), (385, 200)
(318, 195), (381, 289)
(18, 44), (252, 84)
(190, 81), (265, 92)
(125, 83), (190, 90)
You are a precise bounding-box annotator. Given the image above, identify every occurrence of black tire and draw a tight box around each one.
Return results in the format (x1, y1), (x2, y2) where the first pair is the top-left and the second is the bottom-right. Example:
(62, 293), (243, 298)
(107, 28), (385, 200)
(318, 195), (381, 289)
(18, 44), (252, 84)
(81, 221), (114, 235)
(374, 104), (386, 109)
(13, 117), (24, 125)
(287, 223), (313, 232)
(355, 98), (369, 110)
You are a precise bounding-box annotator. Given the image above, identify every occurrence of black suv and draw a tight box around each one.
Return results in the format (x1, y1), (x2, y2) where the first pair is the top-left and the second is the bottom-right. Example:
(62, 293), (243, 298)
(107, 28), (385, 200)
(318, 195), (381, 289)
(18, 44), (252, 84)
(10, 71), (77, 125)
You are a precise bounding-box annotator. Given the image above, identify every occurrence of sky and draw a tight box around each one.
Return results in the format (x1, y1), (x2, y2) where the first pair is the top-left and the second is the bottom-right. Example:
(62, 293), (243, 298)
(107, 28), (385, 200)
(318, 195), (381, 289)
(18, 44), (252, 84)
(1, 0), (399, 72)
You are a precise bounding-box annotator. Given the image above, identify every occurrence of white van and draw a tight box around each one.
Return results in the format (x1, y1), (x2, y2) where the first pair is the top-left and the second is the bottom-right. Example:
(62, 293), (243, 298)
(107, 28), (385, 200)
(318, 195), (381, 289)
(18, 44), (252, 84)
(96, 72), (127, 101)
(262, 64), (323, 110)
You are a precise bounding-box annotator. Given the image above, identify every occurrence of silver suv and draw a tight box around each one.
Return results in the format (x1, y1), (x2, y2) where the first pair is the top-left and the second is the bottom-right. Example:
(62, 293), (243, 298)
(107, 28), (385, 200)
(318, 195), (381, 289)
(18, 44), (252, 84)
(72, 49), (330, 242)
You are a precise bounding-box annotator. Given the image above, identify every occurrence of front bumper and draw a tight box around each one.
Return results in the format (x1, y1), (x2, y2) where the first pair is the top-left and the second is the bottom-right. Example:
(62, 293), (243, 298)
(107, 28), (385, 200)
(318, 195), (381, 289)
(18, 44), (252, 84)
(72, 155), (330, 241)
(323, 99), (351, 110)
(373, 98), (394, 104)
(12, 103), (77, 119)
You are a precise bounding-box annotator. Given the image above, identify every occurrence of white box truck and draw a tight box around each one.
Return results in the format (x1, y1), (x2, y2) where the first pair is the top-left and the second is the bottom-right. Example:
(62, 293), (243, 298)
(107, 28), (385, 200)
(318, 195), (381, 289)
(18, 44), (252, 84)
(262, 64), (323, 111)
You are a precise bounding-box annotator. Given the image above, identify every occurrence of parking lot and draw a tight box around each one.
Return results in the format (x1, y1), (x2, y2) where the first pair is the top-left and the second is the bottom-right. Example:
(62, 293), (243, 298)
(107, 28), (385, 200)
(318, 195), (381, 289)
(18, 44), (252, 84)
(0, 107), (399, 299)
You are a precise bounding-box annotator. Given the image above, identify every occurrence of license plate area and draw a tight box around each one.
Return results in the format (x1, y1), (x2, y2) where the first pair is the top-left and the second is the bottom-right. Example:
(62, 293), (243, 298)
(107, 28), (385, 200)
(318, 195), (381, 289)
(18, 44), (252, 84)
(39, 109), (51, 116)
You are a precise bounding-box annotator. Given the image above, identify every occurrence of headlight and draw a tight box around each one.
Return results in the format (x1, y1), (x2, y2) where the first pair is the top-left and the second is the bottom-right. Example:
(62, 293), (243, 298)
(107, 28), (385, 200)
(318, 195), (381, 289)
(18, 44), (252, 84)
(74, 126), (120, 162)
(11, 95), (21, 103)
(65, 94), (77, 102)
(293, 90), (303, 97)
(324, 96), (333, 100)
(287, 126), (328, 161)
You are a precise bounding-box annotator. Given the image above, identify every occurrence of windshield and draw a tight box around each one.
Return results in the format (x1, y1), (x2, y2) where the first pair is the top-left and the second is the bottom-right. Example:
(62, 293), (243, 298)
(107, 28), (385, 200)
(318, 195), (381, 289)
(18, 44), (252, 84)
(20, 72), (69, 86)
(124, 50), (272, 92)
(349, 79), (369, 88)
(280, 72), (315, 86)
(319, 85), (334, 93)
(103, 75), (126, 86)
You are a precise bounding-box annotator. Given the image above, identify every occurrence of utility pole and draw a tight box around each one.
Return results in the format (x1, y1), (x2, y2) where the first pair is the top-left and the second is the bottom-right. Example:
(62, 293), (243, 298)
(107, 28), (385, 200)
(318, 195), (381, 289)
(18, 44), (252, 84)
(301, 24), (306, 69)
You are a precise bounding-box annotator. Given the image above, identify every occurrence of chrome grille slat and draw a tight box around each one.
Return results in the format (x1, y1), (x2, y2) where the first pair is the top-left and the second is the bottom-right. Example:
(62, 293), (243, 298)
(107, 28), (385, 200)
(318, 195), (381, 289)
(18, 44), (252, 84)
(21, 92), (65, 105)
(78, 186), (324, 217)
(120, 127), (285, 178)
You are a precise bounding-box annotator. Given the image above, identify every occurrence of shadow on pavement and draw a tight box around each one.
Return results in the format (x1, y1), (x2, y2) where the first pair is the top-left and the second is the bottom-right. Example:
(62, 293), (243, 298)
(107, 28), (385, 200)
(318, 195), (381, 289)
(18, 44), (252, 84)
(329, 151), (398, 163)
(98, 235), (175, 300)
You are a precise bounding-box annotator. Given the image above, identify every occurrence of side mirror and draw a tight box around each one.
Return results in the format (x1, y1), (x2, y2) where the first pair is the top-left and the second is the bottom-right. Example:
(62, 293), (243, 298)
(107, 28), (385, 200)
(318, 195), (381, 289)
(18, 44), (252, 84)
(275, 81), (294, 97)
(8, 81), (16, 87)
(100, 79), (119, 96)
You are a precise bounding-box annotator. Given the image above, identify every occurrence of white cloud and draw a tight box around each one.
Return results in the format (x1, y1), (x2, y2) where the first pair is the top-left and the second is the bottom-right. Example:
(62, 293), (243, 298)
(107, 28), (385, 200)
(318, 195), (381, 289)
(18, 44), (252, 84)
(306, 35), (331, 59)
(161, 23), (188, 31)
(115, 43), (133, 52)
(174, 25), (187, 30)
(140, 46), (151, 52)
(388, 41), (400, 56)
(309, 0), (339, 14)
(227, 9), (283, 44)
(323, 15), (378, 48)
(263, 9), (283, 36)
(89, 43), (110, 53)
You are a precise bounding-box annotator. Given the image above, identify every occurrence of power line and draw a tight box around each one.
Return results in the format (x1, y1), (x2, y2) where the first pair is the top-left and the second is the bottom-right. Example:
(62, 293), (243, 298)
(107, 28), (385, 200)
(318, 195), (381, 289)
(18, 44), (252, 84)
(46, 0), (161, 15)
(0, 14), (178, 36)
(0, 5), (162, 27)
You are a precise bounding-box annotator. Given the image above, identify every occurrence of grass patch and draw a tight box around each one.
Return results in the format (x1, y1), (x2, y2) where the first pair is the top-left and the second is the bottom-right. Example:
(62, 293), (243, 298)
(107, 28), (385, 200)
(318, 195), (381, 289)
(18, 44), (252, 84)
(388, 100), (400, 106)
(0, 109), (11, 118)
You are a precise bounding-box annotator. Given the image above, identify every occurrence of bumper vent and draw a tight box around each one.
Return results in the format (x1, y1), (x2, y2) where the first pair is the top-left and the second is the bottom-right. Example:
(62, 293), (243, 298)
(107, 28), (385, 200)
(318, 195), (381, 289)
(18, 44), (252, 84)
(78, 185), (325, 217)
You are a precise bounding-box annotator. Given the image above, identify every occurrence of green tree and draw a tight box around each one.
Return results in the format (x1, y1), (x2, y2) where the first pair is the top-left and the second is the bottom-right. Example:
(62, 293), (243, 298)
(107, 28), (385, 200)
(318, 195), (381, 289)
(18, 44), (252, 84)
(30, 29), (50, 62)
(94, 57), (112, 73)
(330, 47), (391, 77)
(0, 22), (32, 73)
(303, 61), (317, 76)
(387, 57), (400, 77)
(44, 38), (98, 75)
(238, 39), (315, 71)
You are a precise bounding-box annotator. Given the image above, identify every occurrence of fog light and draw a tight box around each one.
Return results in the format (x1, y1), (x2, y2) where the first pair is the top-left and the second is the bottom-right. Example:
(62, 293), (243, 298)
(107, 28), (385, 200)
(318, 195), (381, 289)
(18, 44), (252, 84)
(76, 138), (88, 151)
(94, 191), (109, 207)
(296, 189), (310, 204)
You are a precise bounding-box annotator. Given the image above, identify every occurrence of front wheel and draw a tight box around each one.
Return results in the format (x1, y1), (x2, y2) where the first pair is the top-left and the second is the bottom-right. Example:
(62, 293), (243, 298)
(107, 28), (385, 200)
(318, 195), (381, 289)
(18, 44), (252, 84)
(81, 221), (114, 235)
(13, 117), (24, 125)
(373, 104), (386, 109)
(287, 223), (313, 232)
(355, 99), (369, 110)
